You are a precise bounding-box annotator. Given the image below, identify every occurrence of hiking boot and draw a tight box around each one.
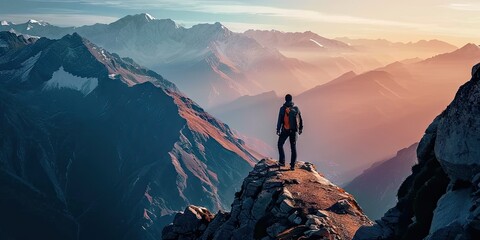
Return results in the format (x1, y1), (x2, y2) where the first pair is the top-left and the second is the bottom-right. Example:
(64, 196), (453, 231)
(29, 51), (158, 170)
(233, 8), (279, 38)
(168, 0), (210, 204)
(279, 162), (285, 167)
(290, 165), (295, 171)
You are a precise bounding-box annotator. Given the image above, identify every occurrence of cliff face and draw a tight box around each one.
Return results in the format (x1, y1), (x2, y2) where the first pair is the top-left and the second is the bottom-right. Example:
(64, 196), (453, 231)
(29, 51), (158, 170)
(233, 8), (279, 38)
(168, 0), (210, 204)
(354, 63), (480, 240)
(163, 159), (372, 240)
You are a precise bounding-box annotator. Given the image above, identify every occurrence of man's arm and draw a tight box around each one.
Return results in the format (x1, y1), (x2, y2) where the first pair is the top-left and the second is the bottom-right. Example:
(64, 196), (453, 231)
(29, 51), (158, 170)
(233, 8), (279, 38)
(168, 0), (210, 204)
(298, 108), (303, 133)
(276, 107), (283, 132)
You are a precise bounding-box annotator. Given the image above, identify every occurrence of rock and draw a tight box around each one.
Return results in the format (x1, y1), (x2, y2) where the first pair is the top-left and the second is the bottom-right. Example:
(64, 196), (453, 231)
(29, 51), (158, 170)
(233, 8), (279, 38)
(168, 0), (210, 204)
(284, 179), (300, 184)
(162, 224), (178, 240)
(305, 228), (331, 238)
(232, 224), (255, 240)
(300, 162), (316, 172)
(315, 209), (330, 218)
(244, 180), (263, 197)
(380, 208), (401, 224)
(293, 216), (303, 225)
(266, 223), (287, 237)
(264, 179), (284, 189)
(467, 219), (480, 230)
(279, 198), (296, 214)
(276, 188), (294, 204)
(430, 188), (473, 234)
(288, 211), (300, 223)
(309, 224), (320, 230)
(172, 205), (214, 234)
(251, 191), (274, 219)
(417, 118), (438, 162)
(306, 215), (323, 227)
(238, 197), (254, 221)
(472, 62), (480, 78)
(424, 222), (464, 240)
(163, 158), (371, 240)
(473, 173), (480, 188)
(200, 211), (229, 240)
(353, 223), (393, 240)
(433, 66), (480, 181)
(327, 199), (355, 215)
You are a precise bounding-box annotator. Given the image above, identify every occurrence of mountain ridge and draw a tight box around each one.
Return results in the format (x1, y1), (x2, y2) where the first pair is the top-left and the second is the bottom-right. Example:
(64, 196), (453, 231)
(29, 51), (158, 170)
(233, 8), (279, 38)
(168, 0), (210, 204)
(345, 143), (419, 220)
(0, 31), (259, 240)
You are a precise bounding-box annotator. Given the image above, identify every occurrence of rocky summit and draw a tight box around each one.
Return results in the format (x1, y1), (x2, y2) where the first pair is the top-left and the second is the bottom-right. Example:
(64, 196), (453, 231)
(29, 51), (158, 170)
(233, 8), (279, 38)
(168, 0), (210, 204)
(354, 63), (480, 240)
(163, 159), (372, 240)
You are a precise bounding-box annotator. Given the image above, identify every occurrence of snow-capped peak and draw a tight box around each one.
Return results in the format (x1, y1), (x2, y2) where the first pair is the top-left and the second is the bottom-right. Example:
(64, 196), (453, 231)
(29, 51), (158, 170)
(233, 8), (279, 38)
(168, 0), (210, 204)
(144, 13), (155, 21)
(27, 19), (48, 26)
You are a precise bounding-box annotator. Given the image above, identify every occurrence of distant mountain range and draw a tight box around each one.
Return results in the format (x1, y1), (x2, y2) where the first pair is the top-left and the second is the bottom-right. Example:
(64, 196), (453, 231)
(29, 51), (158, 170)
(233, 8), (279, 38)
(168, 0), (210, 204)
(355, 62), (480, 240)
(344, 143), (419, 220)
(0, 14), (459, 107)
(336, 37), (458, 63)
(211, 43), (480, 183)
(0, 14), (319, 107)
(0, 31), (259, 240)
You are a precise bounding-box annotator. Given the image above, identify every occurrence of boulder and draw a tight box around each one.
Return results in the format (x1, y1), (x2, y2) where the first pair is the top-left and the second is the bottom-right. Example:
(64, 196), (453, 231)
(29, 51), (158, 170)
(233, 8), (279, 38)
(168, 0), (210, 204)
(434, 64), (480, 181)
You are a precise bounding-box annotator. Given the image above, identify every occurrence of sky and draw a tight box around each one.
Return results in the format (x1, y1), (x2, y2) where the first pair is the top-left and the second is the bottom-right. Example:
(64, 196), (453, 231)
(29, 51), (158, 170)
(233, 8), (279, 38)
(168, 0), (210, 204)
(1, 0), (479, 46)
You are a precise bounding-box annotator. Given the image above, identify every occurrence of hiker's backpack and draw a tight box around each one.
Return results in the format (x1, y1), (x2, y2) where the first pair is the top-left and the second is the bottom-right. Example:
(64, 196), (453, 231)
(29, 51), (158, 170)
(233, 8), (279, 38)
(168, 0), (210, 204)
(283, 106), (299, 131)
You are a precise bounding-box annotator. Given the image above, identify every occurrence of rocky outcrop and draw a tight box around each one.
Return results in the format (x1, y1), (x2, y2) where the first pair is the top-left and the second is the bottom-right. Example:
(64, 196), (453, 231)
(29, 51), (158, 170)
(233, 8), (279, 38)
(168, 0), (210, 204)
(163, 159), (372, 240)
(354, 63), (480, 240)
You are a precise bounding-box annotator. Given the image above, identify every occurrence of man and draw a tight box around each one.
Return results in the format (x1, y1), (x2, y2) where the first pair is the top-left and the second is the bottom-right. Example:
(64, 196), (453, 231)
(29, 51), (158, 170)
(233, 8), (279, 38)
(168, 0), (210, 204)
(276, 94), (303, 170)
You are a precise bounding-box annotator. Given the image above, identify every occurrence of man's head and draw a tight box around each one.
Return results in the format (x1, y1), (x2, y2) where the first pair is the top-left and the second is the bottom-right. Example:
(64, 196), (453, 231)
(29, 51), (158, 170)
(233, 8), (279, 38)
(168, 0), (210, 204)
(285, 94), (292, 102)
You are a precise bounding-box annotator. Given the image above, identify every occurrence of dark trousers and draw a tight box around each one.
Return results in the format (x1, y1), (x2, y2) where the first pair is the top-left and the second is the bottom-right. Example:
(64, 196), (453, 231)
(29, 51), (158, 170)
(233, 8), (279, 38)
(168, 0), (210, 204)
(278, 130), (297, 167)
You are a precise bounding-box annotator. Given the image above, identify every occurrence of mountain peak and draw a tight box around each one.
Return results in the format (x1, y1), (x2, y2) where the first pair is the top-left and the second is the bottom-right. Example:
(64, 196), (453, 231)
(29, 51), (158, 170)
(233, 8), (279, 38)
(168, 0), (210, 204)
(132, 13), (156, 21)
(163, 159), (372, 240)
(59, 32), (85, 44)
(1, 20), (12, 26)
(111, 13), (182, 29)
(26, 19), (49, 26)
(143, 13), (156, 21)
(459, 43), (479, 51)
(115, 13), (158, 24)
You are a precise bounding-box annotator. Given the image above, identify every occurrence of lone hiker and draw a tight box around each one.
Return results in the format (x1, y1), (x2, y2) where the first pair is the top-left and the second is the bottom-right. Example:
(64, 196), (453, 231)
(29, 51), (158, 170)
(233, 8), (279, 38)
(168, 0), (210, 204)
(276, 94), (303, 170)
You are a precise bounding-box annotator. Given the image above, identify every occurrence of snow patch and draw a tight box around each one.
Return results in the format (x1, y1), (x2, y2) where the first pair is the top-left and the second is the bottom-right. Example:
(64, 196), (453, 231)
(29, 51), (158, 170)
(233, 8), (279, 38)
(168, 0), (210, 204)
(100, 50), (108, 60)
(1, 21), (10, 26)
(309, 39), (324, 48)
(145, 13), (156, 21)
(21, 52), (41, 81)
(43, 67), (98, 95)
(26, 19), (48, 27)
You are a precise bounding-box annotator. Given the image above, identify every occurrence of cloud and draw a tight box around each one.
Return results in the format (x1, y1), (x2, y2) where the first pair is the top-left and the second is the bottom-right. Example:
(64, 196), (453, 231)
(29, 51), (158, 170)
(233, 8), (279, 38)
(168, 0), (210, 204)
(1, 13), (118, 26)
(27, 0), (427, 29)
(188, 4), (426, 28)
(446, 3), (480, 11)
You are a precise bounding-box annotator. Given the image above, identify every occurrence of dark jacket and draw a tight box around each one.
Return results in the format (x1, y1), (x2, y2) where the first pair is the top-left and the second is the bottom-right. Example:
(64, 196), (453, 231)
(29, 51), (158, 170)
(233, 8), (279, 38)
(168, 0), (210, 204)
(276, 101), (303, 132)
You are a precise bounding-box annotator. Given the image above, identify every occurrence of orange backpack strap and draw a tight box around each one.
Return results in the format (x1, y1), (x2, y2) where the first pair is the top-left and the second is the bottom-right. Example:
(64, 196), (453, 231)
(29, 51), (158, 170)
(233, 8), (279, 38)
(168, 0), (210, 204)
(283, 107), (291, 130)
